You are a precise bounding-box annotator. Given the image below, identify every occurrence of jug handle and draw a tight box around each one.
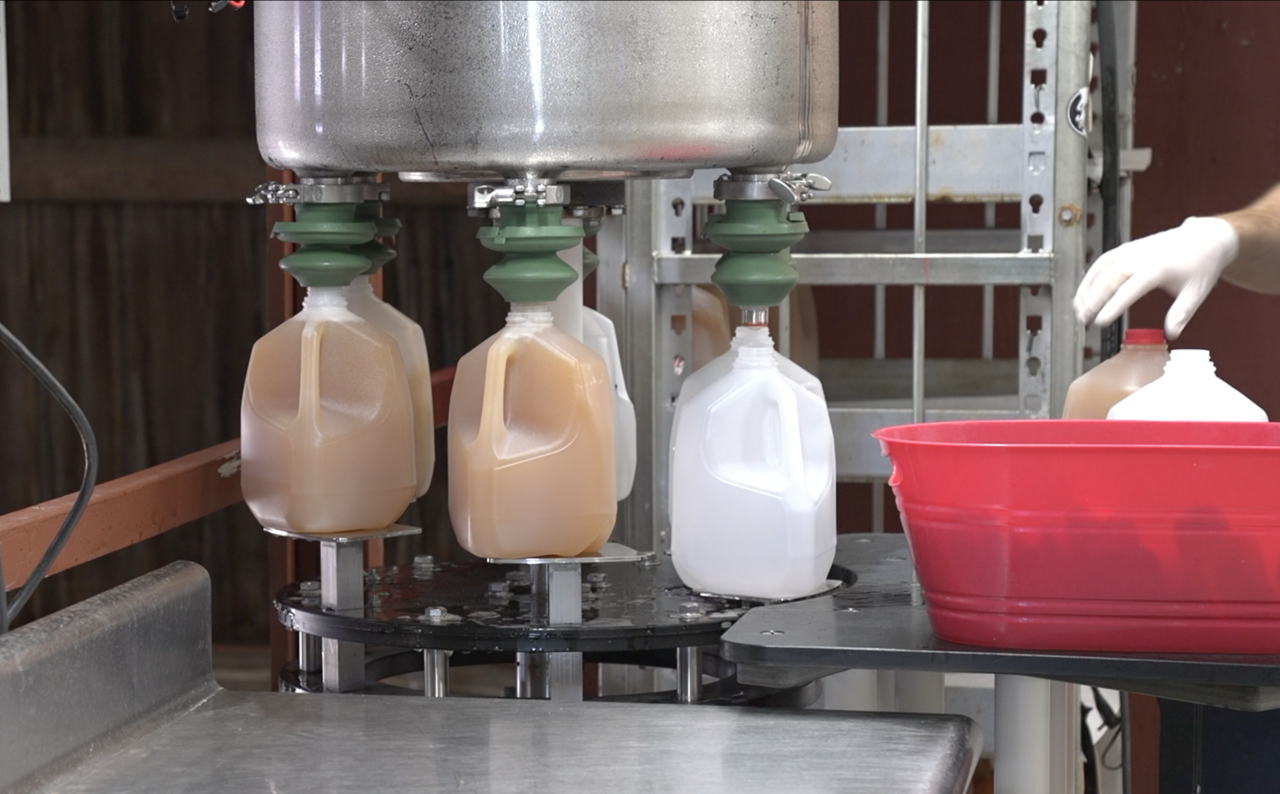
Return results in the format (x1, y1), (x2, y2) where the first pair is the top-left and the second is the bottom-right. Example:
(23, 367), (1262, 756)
(298, 317), (322, 429)
(479, 337), (514, 441)
(771, 380), (806, 476)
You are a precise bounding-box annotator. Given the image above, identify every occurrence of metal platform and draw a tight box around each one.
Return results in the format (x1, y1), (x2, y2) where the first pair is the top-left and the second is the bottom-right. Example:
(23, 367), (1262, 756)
(722, 535), (1280, 711)
(1, 561), (983, 794)
(278, 554), (852, 654)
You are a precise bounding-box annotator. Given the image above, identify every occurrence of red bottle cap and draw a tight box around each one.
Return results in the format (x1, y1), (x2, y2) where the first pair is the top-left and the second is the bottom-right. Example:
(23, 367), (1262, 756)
(1123, 328), (1165, 346)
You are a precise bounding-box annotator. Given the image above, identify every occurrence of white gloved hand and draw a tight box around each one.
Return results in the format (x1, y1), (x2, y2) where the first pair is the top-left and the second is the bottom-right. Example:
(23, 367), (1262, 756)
(1073, 216), (1239, 340)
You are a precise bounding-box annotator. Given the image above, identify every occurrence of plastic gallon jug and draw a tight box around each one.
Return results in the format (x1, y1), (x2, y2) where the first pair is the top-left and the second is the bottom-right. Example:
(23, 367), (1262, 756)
(1062, 328), (1169, 419)
(692, 285), (733, 371)
(670, 325), (825, 524)
(448, 304), (617, 558)
(582, 307), (637, 500)
(1108, 349), (1268, 421)
(670, 339), (837, 599)
(241, 287), (417, 534)
(345, 275), (435, 497)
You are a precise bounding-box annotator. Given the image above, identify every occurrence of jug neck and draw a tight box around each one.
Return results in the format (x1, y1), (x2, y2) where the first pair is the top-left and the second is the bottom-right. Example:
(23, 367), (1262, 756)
(506, 302), (554, 327)
(345, 275), (377, 299)
(302, 286), (349, 310)
(733, 343), (779, 370)
(731, 324), (776, 350)
(1163, 349), (1216, 377)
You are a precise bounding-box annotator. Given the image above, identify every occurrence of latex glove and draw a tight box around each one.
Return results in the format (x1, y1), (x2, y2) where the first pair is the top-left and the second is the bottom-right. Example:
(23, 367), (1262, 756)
(1073, 216), (1238, 340)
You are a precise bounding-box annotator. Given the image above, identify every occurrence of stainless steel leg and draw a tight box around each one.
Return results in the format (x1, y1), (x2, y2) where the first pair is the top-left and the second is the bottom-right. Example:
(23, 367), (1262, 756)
(518, 562), (585, 701)
(676, 646), (702, 704)
(320, 540), (365, 693)
(516, 652), (549, 699)
(297, 631), (321, 675)
(423, 649), (450, 698)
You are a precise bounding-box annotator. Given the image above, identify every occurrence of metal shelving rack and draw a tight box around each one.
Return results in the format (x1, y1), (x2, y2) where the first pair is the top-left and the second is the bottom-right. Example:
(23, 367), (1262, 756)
(597, 0), (1125, 555)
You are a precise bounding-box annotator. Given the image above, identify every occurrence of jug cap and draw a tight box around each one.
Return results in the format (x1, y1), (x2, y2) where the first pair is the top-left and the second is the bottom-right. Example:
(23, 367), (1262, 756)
(1123, 328), (1165, 346)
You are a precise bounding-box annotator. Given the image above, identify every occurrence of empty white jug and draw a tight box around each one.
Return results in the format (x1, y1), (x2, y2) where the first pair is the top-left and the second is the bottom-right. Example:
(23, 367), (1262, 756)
(670, 337), (836, 599)
(1108, 349), (1267, 422)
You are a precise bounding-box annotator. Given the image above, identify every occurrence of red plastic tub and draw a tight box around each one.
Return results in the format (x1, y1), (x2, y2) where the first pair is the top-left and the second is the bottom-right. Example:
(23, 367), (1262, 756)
(872, 420), (1280, 653)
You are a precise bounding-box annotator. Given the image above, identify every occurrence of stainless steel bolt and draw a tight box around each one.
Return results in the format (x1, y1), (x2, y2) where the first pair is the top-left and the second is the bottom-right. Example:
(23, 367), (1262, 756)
(425, 606), (448, 622)
(488, 582), (510, 595)
(678, 602), (702, 621)
(300, 580), (320, 593)
(413, 554), (435, 567)
(586, 572), (607, 584)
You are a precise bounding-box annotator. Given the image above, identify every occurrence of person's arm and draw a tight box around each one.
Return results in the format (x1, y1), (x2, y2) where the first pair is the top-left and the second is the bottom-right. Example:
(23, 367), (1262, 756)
(1219, 183), (1280, 294)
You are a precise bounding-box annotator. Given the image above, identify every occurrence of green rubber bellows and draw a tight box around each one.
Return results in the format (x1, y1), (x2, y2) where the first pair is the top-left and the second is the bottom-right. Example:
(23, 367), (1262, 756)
(351, 200), (401, 275)
(704, 199), (810, 308)
(478, 205), (584, 303)
(271, 203), (376, 288)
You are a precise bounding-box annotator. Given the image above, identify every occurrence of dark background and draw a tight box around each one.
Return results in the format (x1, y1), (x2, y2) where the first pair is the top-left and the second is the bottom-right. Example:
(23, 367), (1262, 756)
(1, 1), (1271, 648)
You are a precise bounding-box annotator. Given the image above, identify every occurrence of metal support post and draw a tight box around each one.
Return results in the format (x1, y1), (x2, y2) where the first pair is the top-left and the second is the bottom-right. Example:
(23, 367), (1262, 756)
(911, 0), (929, 427)
(320, 540), (365, 693)
(995, 676), (1077, 794)
(423, 650), (450, 698)
(1048, 0), (1091, 416)
(677, 646), (703, 704)
(519, 563), (585, 701)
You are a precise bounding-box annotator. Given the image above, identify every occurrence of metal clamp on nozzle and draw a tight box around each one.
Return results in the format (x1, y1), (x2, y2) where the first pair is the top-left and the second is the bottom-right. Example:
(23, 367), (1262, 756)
(246, 179), (391, 206)
(470, 179), (570, 211)
(713, 172), (832, 203)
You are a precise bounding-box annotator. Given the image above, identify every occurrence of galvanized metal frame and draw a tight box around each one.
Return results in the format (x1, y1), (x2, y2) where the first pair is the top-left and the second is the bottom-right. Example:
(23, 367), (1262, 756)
(599, 1), (1098, 553)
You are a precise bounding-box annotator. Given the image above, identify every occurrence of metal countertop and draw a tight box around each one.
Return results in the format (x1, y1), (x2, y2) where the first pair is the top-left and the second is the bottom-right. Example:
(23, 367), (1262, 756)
(40, 691), (980, 794)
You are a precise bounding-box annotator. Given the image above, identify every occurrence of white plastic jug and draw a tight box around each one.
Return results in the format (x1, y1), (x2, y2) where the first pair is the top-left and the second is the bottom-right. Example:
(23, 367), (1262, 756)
(345, 275), (435, 497)
(241, 287), (417, 534)
(670, 325), (824, 520)
(670, 341), (836, 599)
(582, 307), (637, 500)
(1107, 349), (1268, 422)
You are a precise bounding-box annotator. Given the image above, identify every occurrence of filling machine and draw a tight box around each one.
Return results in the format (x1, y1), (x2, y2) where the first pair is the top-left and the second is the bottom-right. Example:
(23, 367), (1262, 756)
(1, 1), (1182, 792)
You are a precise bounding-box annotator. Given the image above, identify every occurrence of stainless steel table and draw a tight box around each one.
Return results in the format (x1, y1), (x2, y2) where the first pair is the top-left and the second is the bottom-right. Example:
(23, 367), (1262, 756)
(1, 561), (982, 794)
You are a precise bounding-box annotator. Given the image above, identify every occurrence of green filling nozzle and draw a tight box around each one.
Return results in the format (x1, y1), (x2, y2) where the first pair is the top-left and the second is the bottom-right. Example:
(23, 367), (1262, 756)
(704, 199), (809, 308)
(478, 204), (584, 303)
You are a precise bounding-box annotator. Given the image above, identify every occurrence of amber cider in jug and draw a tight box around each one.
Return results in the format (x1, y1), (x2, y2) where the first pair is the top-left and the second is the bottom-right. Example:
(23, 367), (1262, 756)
(241, 287), (417, 534)
(448, 303), (616, 559)
(1062, 328), (1170, 419)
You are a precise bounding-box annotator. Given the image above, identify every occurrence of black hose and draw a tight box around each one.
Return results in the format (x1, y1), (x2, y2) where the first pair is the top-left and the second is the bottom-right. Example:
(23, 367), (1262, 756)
(0, 321), (99, 633)
(1098, 0), (1123, 359)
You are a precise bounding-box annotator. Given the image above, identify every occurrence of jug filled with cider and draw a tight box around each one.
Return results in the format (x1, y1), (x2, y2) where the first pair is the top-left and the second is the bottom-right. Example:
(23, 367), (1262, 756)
(241, 287), (417, 533)
(345, 275), (435, 497)
(1062, 328), (1169, 419)
(449, 303), (617, 558)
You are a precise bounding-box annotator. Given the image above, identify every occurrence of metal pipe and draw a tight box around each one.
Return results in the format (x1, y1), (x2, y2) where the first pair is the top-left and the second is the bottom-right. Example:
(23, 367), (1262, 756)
(912, 0), (929, 426)
(995, 675), (1052, 794)
(298, 632), (321, 675)
(677, 646), (703, 704)
(982, 0), (1002, 360)
(423, 649), (450, 698)
(517, 652), (549, 699)
(874, 0), (890, 361)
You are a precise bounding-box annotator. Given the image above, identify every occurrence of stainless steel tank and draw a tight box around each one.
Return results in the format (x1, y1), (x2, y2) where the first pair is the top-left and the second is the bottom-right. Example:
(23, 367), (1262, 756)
(255, 1), (838, 179)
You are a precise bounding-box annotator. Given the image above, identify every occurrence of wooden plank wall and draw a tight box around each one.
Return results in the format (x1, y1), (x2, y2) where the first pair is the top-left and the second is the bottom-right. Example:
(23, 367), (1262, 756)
(0, 1), (503, 642)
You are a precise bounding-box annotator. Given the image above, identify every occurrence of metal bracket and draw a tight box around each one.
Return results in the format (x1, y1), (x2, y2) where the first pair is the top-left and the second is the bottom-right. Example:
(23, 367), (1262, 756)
(713, 172), (832, 203)
(470, 179), (570, 210)
(246, 180), (391, 205)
